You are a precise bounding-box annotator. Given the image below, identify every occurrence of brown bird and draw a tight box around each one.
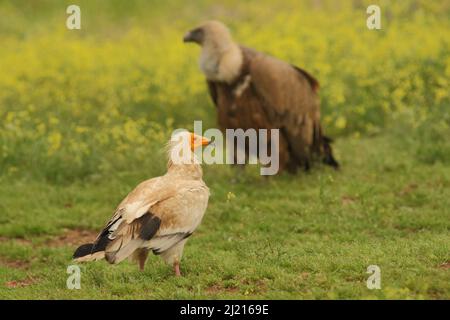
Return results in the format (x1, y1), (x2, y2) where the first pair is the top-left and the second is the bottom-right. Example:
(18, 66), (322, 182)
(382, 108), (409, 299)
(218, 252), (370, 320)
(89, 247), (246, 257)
(183, 21), (338, 173)
(73, 132), (211, 276)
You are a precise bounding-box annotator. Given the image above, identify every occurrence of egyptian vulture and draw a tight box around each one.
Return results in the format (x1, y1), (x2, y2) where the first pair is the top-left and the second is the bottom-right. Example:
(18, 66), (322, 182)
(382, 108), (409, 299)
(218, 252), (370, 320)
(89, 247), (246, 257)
(183, 20), (338, 173)
(73, 132), (211, 276)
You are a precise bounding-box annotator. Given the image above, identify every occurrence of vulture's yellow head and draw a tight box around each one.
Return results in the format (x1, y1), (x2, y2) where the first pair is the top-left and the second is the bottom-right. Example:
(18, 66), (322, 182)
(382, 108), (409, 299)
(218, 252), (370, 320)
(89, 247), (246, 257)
(183, 21), (243, 83)
(167, 131), (212, 168)
(189, 132), (212, 151)
(168, 131), (211, 155)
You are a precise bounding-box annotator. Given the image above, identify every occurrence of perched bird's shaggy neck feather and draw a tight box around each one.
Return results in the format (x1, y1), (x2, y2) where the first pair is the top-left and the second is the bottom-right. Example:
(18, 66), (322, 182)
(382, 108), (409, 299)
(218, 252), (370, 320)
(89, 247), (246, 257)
(199, 23), (243, 84)
(166, 161), (203, 180)
(165, 142), (203, 180)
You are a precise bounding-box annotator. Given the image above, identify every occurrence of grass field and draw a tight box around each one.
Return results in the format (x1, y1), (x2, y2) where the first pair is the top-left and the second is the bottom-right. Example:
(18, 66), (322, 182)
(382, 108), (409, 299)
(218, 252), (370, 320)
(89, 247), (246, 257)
(1, 132), (449, 299)
(0, 0), (449, 299)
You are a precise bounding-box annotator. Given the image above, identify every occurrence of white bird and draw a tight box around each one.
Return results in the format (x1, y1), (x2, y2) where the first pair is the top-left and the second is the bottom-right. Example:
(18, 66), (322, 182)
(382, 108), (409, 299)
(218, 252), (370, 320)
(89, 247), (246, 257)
(73, 131), (212, 276)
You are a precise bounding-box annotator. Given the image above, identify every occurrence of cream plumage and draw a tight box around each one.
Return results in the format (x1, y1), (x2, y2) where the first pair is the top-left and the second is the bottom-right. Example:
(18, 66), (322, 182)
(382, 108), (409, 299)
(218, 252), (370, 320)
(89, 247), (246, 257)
(73, 132), (211, 276)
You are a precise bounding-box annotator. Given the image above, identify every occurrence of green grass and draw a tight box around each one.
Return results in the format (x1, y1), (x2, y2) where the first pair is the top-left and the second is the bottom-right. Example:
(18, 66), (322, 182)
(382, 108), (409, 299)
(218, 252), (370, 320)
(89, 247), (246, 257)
(0, 0), (449, 300)
(1, 131), (449, 299)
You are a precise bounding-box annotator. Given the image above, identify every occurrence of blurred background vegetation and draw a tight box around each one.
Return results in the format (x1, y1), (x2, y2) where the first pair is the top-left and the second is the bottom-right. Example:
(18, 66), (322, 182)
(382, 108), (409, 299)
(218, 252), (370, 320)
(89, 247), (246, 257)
(0, 0), (449, 183)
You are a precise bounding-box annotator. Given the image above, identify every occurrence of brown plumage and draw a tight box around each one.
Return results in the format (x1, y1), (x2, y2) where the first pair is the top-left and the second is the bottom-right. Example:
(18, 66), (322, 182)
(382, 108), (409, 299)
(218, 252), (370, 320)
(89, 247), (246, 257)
(183, 21), (338, 173)
(73, 132), (212, 276)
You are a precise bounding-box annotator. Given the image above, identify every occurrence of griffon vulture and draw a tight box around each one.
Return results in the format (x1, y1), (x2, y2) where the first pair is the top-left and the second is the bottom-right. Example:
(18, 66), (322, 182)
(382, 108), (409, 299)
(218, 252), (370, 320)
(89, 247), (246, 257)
(183, 20), (338, 172)
(73, 132), (212, 276)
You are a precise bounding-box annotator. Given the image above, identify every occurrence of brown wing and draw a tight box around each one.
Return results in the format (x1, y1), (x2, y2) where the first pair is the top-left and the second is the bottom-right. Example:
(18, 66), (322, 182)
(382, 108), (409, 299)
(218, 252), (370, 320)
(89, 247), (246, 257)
(207, 80), (218, 107)
(243, 47), (323, 163)
(292, 65), (320, 93)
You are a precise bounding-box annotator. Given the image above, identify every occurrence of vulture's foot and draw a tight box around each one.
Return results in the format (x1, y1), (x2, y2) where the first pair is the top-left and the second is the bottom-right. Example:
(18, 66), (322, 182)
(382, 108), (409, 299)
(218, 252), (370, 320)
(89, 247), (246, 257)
(136, 248), (149, 271)
(173, 262), (182, 277)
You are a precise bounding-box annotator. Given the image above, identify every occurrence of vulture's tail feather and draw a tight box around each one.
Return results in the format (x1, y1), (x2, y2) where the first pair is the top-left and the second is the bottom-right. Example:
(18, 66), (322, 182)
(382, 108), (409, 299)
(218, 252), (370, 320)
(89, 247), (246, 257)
(74, 243), (94, 258)
(312, 124), (339, 169)
(73, 231), (110, 262)
(73, 243), (105, 262)
(322, 136), (339, 169)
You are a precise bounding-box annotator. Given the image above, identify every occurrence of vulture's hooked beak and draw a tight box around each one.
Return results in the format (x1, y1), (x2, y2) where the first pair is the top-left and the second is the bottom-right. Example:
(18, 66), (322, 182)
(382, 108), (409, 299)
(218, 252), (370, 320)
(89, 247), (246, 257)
(200, 136), (213, 148)
(183, 28), (204, 44)
(203, 137), (214, 147)
(190, 133), (214, 150)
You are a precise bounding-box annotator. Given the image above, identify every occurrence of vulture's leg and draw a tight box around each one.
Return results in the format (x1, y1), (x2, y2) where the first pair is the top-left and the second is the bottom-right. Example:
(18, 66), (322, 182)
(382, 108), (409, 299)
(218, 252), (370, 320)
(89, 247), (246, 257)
(276, 134), (292, 174)
(296, 147), (312, 172)
(173, 261), (181, 277)
(135, 248), (149, 271)
(161, 240), (187, 276)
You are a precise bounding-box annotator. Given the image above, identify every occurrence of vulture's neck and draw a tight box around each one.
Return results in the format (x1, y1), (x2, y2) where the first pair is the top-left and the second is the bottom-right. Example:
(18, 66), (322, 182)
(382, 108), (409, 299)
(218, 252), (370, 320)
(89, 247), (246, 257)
(200, 41), (243, 84)
(166, 157), (203, 180)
